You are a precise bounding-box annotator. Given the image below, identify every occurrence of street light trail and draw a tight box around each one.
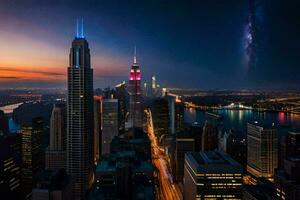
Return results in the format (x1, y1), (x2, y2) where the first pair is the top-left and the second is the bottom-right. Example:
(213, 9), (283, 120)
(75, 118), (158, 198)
(145, 109), (181, 200)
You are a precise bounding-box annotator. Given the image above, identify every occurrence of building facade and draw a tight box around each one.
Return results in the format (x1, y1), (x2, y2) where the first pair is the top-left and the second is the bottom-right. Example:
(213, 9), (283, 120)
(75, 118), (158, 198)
(247, 122), (278, 181)
(21, 117), (44, 199)
(101, 99), (118, 155)
(46, 104), (66, 170)
(183, 151), (243, 200)
(128, 48), (143, 128)
(67, 30), (94, 199)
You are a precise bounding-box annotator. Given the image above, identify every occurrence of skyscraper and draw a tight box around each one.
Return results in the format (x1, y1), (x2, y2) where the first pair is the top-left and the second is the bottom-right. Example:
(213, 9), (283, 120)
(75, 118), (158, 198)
(247, 122), (278, 181)
(21, 117), (44, 199)
(67, 22), (94, 199)
(0, 110), (9, 135)
(151, 75), (156, 96)
(201, 112), (222, 151)
(128, 47), (142, 128)
(101, 99), (118, 155)
(45, 104), (66, 170)
(0, 134), (22, 199)
(94, 96), (101, 163)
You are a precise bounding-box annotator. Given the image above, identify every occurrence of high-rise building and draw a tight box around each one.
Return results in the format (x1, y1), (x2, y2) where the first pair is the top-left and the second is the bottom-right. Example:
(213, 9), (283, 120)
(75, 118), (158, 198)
(45, 104), (66, 170)
(21, 117), (44, 199)
(128, 47), (142, 128)
(151, 98), (170, 139)
(275, 157), (300, 200)
(175, 131), (194, 182)
(0, 110), (9, 135)
(101, 99), (118, 155)
(94, 96), (101, 163)
(115, 82), (128, 135)
(247, 122), (278, 181)
(201, 112), (222, 151)
(66, 23), (94, 199)
(167, 95), (184, 135)
(183, 151), (243, 200)
(0, 134), (22, 199)
(280, 132), (300, 168)
(151, 75), (156, 96)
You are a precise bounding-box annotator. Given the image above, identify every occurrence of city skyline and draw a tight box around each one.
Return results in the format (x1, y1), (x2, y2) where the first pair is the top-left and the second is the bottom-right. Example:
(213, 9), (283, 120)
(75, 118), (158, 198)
(1, 0), (300, 90)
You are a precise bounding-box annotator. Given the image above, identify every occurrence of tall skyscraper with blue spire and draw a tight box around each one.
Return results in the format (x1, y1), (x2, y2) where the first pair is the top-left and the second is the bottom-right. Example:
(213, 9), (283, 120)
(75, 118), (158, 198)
(67, 20), (94, 199)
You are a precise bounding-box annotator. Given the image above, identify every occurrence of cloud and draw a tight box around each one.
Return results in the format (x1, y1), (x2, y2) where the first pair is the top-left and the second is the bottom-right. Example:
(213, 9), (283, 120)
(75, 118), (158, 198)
(0, 76), (21, 79)
(0, 67), (65, 76)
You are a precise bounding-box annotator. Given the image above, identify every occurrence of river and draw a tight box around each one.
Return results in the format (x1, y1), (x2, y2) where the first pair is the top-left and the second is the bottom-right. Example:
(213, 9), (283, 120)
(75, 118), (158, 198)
(185, 108), (300, 137)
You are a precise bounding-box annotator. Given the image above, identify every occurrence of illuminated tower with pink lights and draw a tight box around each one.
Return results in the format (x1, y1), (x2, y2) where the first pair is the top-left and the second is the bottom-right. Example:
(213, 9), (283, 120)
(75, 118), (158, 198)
(128, 47), (142, 128)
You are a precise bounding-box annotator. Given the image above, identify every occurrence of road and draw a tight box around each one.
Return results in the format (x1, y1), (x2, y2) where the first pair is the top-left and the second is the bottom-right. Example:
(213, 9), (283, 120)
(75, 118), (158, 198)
(145, 109), (181, 200)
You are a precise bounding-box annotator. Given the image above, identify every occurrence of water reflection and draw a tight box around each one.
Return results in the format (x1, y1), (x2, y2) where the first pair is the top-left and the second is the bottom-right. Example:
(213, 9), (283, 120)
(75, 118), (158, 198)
(185, 108), (300, 136)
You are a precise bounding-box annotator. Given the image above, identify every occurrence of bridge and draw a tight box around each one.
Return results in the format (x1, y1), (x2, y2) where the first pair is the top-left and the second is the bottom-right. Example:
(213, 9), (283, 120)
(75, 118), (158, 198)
(223, 103), (253, 110)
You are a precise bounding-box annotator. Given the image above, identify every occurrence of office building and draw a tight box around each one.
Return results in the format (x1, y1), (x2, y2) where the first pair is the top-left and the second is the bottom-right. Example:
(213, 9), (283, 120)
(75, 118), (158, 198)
(115, 81), (128, 135)
(128, 47), (143, 128)
(94, 96), (101, 163)
(102, 99), (118, 155)
(0, 110), (9, 135)
(167, 95), (184, 135)
(0, 134), (22, 199)
(247, 122), (278, 181)
(151, 98), (170, 139)
(94, 151), (154, 200)
(183, 151), (243, 200)
(21, 117), (44, 199)
(275, 157), (300, 200)
(175, 131), (195, 182)
(32, 169), (72, 200)
(201, 112), (223, 151)
(280, 132), (300, 168)
(66, 23), (94, 199)
(219, 130), (247, 168)
(46, 104), (66, 170)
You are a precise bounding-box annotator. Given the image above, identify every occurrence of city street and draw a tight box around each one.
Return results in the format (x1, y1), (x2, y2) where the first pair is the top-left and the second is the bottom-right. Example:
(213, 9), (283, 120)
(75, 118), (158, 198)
(145, 109), (181, 200)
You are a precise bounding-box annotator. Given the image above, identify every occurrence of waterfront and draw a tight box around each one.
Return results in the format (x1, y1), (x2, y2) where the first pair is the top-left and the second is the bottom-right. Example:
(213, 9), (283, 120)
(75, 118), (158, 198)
(185, 108), (300, 137)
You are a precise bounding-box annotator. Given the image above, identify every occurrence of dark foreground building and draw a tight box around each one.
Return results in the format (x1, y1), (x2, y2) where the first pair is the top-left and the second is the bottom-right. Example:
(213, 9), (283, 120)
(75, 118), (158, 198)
(183, 151), (243, 200)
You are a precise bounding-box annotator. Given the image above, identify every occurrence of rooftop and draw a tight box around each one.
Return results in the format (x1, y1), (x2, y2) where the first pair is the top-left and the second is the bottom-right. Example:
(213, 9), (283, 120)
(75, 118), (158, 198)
(186, 150), (242, 174)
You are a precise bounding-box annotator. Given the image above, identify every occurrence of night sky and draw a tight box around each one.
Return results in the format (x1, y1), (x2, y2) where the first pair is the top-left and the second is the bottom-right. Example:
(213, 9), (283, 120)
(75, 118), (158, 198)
(0, 0), (299, 90)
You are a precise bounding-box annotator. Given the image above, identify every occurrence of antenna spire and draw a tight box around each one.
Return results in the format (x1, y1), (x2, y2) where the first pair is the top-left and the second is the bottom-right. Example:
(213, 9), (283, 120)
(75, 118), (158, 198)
(81, 18), (84, 38)
(76, 19), (79, 38)
(134, 45), (137, 64)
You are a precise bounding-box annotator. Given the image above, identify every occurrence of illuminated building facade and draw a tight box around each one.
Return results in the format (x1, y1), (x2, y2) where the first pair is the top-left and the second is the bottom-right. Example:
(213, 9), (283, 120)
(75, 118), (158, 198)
(101, 99), (118, 155)
(151, 75), (156, 96)
(247, 122), (278, 181)
(46, 104), (66, 170)
(183, 151), (243, 200)
(67, 23), (94, 199)
(128, 48), (142, 128)
(0, 134), (22, 199)
(21, 117), (44, 200)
